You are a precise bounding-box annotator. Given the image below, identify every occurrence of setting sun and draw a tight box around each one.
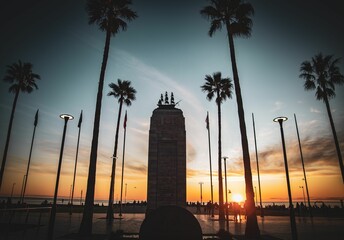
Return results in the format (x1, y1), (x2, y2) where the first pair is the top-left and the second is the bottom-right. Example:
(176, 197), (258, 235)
(232, 194), (244, 203)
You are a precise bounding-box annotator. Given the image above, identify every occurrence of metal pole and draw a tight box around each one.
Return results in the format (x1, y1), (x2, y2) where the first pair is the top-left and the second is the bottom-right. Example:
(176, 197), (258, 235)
(125, 183), (127, 204)
(252, 113), (264, 217)
(47, 114), (73, 240)
(20, 175), (26, 203)
(275, 117), (298, 240)
(69, 185), (72, 205)
(199, 182), (204, 205)
(80, 189), (83, 206)
(70, 110), (82, 215)
(223, 157), (229, 230)
(119, 111), (127, 217)
(22, 109), (39, 204)
(294, 114), (312, 217)
(206, 112), (214, 217)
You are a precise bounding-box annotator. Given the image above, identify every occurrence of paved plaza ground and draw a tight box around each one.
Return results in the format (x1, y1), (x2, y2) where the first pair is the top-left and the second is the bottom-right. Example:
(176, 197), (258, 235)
(1, 208), (344, 240)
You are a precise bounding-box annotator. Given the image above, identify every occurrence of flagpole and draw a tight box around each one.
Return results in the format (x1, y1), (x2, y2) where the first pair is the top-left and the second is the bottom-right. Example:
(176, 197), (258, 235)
(206, 111), (214, 217)
(21, 109), (39, 204)
(294, 113), (312, 218)
(70, 110), (82, 215)
(119, 111), (127, 217)
(252, 113), (264, 217)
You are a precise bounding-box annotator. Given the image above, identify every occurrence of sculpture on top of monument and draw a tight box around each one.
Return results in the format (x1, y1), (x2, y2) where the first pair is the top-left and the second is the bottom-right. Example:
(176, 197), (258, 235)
(164, 92), (169, 104)
(171, 92), (175, 105)
(158, 94), (163, 106)
(158, 92), (176, 107)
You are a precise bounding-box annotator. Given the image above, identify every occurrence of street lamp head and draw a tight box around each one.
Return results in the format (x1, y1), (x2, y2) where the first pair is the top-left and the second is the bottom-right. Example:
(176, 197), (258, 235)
(273, 116), (288, 123)
(222, 156), (228, 160)
(60, 114), (74, 120)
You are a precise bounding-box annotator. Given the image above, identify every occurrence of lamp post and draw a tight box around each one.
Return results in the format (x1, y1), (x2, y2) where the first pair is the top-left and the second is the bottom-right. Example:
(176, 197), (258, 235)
(299, 186), (306, 205)
(199, 182), (204, 205)
(125, 183), (127, 204)
(273, 116), (298, 240)
(222, 156), (229, 230)
(47, 113), (73, 240)
(80, 189), (83, 206)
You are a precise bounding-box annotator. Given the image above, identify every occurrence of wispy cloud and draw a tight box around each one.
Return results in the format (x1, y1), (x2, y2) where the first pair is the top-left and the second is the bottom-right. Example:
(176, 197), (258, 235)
(310, 107), (321, 113)
(247, 132), (344, 177)
(271, 101), (283, 112)
(115, 49), (204, 113)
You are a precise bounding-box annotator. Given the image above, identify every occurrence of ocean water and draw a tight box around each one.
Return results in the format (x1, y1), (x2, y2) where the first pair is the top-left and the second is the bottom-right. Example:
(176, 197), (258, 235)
(1, 196), (342, 208)
(0, 196), (107, 206)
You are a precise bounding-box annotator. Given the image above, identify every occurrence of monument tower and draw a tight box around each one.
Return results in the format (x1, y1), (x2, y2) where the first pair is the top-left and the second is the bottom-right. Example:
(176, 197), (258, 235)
(146, 92), (186, 213)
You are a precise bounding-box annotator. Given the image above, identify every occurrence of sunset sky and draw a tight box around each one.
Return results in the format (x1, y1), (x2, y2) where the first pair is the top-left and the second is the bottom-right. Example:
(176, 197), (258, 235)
(0, 0), (343, 204)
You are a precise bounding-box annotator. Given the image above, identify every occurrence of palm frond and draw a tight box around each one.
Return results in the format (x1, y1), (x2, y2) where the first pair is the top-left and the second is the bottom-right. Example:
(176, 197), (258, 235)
(200, 6), (221, 20)
(303, 79), (316, 91)
(209, 19), (223, 36)
(325, 88), (336, 99)
(315, 86), (325, 101)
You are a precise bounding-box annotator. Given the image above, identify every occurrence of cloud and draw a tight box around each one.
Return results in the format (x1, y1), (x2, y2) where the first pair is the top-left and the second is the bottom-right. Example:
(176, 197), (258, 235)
(125, 162), (147, 175)
(247, 131), (344, 178)
(310, 107), (321, 113)
(271, 101), (283, 112)
(187, 168), (209, 178)
(187, 143), (197, 163)
(115, 49), (204, 114)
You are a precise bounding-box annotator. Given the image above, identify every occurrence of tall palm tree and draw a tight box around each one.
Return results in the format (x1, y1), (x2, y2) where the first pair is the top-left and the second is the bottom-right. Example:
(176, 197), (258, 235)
(106, 79), (136, 221)
(0, 60), (40, 191)
(79, 0), (137, 236)
(200, 0), (260, 237)
(300, 53), (344, 183)
(201, 72), (233, 225)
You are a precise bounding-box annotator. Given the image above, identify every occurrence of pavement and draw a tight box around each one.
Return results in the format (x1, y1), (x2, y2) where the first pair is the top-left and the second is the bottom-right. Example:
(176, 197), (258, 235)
(1, 209), (344, 240)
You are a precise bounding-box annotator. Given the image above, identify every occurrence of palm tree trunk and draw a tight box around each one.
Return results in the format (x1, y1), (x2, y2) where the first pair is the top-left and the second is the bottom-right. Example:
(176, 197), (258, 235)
(324, 97), (344, 183)
(79, 29), (111, 237)
(0, 90), (19, 191)
(106, 100), (123, 221)
(217, 99), (225, 224)
(226, 24), (260, 238)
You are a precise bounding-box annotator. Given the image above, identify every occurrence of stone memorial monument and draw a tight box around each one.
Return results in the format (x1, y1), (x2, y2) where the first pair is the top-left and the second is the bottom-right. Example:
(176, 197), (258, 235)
(146, 92), (186, 213)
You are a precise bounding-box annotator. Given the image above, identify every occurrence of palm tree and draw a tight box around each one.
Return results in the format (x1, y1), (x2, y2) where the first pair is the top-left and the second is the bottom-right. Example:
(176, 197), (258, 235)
(201, 72), (233, 226)
(0, 60), (40, 191)
(106, 79), (136, 221)
(200, 0), (260, 237)
(300, 53), (344, 183)
(79, 0), (137, 236)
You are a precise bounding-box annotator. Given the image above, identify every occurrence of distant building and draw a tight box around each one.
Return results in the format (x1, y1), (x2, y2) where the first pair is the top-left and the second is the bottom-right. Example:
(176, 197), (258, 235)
(146, 92), (186, 213)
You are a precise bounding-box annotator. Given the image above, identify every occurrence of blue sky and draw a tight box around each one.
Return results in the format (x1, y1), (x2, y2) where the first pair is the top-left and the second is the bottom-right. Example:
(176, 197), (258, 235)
(0, 0), (343, 202)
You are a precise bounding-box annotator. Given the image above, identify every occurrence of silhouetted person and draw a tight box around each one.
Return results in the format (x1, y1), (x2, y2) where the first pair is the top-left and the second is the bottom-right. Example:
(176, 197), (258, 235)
(196, 201), (201, 213)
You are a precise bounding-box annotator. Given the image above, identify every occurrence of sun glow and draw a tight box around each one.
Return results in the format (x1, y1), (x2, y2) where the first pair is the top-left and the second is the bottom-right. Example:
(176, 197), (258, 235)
(232, 194), (244, 203)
